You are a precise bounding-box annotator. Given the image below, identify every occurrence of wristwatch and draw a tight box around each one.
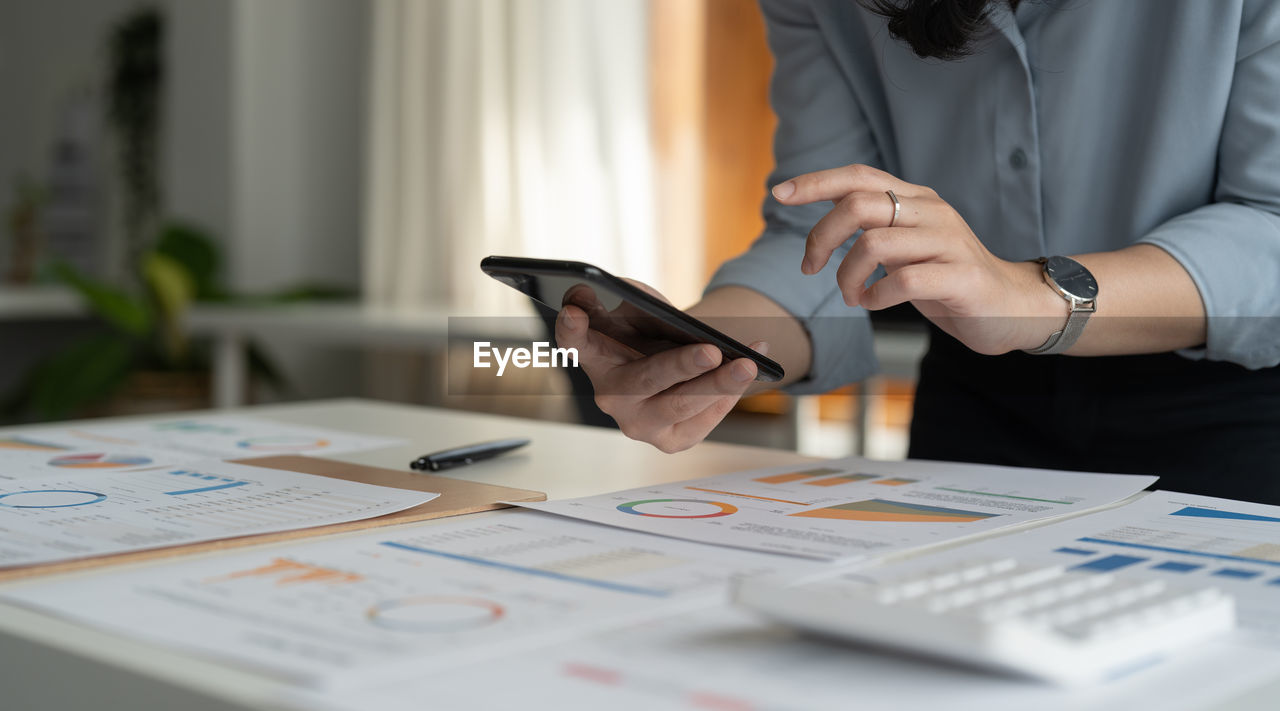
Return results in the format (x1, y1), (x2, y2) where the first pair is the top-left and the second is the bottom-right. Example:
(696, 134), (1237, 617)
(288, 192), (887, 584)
(1023, 256), (1098, 355)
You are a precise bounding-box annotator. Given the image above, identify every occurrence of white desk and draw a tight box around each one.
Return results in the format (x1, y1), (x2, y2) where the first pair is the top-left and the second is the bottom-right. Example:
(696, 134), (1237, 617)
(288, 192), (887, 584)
(1, 399), (1276, 711)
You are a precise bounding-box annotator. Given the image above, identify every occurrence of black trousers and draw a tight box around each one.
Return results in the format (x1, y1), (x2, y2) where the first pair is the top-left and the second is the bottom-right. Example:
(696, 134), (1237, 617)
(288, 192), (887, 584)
(907, 326), (1280, 505)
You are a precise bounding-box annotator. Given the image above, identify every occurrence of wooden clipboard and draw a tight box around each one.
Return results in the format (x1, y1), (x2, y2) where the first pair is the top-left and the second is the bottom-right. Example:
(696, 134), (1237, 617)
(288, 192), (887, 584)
(0, 455), (545, 582)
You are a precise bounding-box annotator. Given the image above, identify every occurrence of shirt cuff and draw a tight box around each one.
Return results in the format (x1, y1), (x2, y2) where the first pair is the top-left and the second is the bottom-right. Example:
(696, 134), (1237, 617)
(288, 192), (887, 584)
(704, 231), (878, 394)
(1137, 203), (1280, 369)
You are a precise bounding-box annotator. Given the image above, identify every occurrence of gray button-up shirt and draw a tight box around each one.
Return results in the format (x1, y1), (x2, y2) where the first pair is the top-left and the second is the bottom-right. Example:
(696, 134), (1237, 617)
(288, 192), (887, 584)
(707, 0), (1280, 393)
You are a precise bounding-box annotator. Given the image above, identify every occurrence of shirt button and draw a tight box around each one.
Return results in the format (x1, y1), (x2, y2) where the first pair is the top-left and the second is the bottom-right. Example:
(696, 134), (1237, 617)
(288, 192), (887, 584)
(1009, 148), (1028, 169)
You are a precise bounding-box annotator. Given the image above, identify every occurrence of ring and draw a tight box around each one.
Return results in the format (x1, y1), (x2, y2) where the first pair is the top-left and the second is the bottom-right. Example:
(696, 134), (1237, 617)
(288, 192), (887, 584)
(886, 190), (901, 228)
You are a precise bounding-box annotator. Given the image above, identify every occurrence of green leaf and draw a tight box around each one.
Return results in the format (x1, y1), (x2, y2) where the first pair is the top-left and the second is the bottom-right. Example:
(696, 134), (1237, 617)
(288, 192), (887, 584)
(156, 222), (223, 299)
(143, 251), (195, 320)
(51, 261), (152, 337)
(143, 251), (196, 364)
(24, 334), (136, 420)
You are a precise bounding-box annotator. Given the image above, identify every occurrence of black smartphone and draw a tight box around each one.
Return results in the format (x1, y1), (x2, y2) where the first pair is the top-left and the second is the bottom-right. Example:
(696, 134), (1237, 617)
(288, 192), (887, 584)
(480, 256), (784, 382)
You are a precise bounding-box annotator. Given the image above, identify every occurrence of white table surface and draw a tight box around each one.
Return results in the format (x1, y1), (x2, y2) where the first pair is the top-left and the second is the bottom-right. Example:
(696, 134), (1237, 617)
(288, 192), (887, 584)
(0, 399), (1276, 711)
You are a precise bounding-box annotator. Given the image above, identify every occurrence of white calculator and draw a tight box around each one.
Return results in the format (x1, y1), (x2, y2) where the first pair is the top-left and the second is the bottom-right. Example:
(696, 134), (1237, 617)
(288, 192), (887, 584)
(735, 557), (1235, 685)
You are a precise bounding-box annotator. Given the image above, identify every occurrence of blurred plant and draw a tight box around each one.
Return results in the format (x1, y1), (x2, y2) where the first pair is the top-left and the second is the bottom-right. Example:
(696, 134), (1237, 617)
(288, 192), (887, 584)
(8, 222), (289, 420)
(5, 5), (354, 421)
(5, 6), (183, 419)
(4, 7), (284, 420)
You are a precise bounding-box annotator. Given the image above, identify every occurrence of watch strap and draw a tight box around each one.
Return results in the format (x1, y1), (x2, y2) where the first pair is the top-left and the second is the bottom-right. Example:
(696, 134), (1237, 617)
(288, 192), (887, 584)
(1023, 256), (1097, 356)
(1025, 307), (1090, 355)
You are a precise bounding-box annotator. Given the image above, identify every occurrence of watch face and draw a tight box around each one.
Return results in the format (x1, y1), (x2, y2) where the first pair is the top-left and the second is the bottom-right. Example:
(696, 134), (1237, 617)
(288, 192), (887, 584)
(1045, 256), (1098, 300)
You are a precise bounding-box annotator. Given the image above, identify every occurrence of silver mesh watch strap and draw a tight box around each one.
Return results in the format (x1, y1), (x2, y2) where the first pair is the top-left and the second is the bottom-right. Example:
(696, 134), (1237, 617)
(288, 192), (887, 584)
(1025, 307), (1090, 355)
(1024, 255), (1098, 356)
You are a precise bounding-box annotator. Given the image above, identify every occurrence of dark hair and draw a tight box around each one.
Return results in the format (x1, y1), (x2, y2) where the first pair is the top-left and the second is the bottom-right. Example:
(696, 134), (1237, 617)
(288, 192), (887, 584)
(864, 0), (1016, 60)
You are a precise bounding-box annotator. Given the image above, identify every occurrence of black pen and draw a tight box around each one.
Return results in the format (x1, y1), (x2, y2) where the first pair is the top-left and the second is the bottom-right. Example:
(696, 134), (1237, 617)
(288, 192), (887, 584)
(410, 438), (531, 471)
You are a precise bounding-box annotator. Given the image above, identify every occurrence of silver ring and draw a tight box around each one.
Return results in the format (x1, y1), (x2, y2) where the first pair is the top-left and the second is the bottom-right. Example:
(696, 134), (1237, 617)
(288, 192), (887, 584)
(886, 190), (901, 228)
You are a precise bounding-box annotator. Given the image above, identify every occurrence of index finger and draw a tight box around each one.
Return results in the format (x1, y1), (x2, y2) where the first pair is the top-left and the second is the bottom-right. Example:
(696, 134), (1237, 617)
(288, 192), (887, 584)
(801, 191), (924, 275)
(771, 164), (918, 205)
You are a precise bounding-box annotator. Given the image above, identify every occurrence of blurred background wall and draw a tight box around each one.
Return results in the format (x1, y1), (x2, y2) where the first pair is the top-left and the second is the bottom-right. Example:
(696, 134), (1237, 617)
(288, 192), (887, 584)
(168, 0), (370, 401)
(0, 0), (923, 458)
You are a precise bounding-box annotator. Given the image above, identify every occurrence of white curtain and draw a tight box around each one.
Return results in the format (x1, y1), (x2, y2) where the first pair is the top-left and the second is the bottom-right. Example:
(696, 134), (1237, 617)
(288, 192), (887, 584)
(363, 0), (658, 313)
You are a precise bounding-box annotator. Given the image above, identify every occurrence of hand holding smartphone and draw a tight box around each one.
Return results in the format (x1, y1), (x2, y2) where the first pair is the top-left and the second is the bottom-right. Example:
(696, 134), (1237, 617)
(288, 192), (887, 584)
(480, 256), (783, 382)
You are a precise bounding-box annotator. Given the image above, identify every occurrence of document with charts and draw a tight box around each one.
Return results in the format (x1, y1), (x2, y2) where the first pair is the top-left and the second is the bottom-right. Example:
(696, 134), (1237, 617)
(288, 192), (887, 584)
(284, 491), (1280, 711)
(0, 428), (205, 481)
(282, 605), (1280, 711)
(0, 510), (823, 686)
(2, 414), (405, 461)
(0, 460), (436, 567)
(517, 457), (1157, 562)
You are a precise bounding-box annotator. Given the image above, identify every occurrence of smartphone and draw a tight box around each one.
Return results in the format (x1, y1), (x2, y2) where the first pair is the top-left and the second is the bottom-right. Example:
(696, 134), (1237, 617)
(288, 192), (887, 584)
(480, 256), (784, 382)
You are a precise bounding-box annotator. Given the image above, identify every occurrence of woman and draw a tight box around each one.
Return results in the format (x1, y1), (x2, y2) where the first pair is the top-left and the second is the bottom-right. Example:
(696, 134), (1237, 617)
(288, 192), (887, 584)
(555, 0), (1280, 504)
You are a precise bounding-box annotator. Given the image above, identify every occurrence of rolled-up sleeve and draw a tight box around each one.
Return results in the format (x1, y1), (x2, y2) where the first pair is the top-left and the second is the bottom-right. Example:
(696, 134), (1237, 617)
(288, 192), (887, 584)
(705, 0), (883, 393)
(1138, 2), (1280, 369)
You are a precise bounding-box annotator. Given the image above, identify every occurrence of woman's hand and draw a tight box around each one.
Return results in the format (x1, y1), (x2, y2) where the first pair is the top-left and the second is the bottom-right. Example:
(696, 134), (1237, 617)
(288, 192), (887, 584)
(772, 164), (1064, 355)
(554, 280), (768, 453)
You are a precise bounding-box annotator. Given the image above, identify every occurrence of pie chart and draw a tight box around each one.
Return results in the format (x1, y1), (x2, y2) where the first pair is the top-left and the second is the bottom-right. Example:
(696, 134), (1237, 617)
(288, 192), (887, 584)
(0, 489), (107, 508)
(366, 596), (505, 632)
(616, 498), (738, 519)
(47, 452), (152, 469)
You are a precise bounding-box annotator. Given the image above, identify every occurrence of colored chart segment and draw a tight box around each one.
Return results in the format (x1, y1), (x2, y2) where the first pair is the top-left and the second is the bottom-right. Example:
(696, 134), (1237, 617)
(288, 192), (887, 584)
(685, 486), (807, 506)
(46, 452), (152, 469)
(0, 436), (67, 452)
(754, 467), (842, 485)
(1236, 544), (1280, 562)
(871, 478), (918, 487)
(790, 499), (997, 523)
(155, 420), (238, 435)
(1213, 568), (1262, 580)
(236, 436), (331, 452)
(205, 557), (364, 586)
(1152, 561), (1203, 573)
(1077, 537), (1280, 569)
(1072, 554), (1146, 572)
(1171, 506), (1280, 524)
(366, 595), (504, 633)
(163, 469), (252, 495)
(804, 474), (877, 487)
(616, 499), (738, 519)
(935, 486), (1075, 505)
(0, 489), (107, 508)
